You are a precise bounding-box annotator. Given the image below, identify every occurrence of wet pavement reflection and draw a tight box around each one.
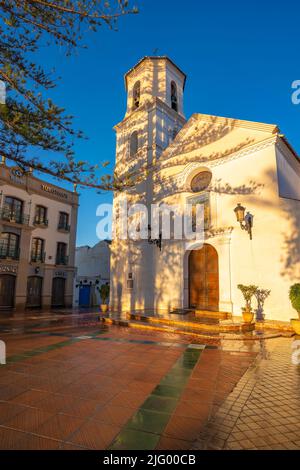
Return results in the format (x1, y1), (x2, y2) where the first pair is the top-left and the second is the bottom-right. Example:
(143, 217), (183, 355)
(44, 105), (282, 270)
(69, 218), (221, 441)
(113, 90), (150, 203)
(0, 310), (297, 449)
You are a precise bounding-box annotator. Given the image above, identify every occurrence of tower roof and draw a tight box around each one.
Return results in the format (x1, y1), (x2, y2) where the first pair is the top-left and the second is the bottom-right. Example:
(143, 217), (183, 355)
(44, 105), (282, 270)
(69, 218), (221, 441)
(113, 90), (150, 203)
(124, 56), (187, 90)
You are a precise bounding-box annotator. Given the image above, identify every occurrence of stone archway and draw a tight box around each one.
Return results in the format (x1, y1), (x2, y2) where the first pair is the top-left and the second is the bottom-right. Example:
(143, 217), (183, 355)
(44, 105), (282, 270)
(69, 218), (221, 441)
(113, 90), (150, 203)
(188, 243), (219, 311)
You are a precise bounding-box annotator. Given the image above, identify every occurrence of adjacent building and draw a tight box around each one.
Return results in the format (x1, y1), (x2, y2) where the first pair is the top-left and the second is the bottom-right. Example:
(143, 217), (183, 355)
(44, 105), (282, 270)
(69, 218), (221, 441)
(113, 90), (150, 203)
(0, 161), (79, 313)
(110, 56), (300, 323)
(73, 241), (110, 308)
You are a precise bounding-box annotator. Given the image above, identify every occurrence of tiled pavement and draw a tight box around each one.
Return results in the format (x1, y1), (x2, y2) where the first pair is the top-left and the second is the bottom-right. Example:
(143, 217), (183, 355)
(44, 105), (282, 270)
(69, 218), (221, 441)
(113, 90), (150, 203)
(0, 315), (298, 450)
(193, 337), (300, 450)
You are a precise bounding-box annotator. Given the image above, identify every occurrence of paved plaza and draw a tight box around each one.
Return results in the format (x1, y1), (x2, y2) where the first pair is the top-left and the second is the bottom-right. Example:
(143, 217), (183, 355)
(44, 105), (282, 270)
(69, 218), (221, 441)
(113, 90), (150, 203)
(0, 312), (299, 450)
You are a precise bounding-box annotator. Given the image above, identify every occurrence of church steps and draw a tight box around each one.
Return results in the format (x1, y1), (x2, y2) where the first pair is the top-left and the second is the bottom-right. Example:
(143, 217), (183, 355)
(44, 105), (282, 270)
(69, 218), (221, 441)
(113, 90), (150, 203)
(194, 310), (232, 320)
(99, 315), (281, 341)
(125, 312), (253, 333)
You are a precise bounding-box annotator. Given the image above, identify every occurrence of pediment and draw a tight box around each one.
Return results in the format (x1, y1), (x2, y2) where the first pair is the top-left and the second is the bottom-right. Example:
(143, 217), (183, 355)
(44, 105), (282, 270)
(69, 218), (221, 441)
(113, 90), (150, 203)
(159, 113), (279, 169)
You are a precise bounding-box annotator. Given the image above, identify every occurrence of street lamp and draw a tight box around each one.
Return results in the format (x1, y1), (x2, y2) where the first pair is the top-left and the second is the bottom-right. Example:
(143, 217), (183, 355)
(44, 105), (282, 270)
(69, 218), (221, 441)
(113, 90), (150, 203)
(234, 203), (253, 240)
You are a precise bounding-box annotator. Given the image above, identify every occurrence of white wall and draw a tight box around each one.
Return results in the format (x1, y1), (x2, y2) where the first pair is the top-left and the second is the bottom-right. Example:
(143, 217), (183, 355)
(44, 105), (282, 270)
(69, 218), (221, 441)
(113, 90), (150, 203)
(276, 147), (300, 200)
(75, 241), (110, 279)
(73, 241), (110, 307)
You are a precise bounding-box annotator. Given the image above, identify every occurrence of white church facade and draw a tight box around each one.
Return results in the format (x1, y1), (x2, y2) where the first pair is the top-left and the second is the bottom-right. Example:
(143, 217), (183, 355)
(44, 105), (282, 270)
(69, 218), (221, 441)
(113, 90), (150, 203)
(110, 56), (300, 323)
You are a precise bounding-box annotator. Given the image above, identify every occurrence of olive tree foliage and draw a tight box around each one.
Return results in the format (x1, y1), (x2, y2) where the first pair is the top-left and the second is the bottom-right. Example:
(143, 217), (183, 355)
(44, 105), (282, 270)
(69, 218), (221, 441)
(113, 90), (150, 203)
(0, 0), (139, 190)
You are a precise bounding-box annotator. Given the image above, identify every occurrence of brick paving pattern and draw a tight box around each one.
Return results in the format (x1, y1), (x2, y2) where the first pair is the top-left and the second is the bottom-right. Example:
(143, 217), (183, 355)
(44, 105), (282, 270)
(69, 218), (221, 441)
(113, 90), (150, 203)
(0, 314), (298, 450)
(193, 337), (300, 450)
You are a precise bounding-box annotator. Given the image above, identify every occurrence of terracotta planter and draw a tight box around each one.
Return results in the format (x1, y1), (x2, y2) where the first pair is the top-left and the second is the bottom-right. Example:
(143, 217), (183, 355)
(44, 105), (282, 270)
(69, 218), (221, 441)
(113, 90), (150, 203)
(291, 318), (300, 335)
(100, 304), (108, 313)
(242, 310), (254, 324)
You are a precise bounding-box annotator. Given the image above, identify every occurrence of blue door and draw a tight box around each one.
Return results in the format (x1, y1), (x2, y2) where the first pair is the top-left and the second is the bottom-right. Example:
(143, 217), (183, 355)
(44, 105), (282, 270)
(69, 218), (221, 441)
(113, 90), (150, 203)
(79, 285), (91, 307)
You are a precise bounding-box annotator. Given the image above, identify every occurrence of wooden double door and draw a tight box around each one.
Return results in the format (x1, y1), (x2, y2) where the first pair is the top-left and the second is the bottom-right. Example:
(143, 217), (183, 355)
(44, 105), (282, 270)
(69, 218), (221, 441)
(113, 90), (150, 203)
(0, 274), (16, 309)
(188, 243), (219, 311)
(51, 277), (66, 308)
(26, 276), (43, 308)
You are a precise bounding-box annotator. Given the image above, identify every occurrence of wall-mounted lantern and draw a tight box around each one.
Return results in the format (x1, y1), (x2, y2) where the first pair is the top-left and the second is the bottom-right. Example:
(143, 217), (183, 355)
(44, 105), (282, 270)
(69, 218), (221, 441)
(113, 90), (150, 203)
(234, 203), (253, 240)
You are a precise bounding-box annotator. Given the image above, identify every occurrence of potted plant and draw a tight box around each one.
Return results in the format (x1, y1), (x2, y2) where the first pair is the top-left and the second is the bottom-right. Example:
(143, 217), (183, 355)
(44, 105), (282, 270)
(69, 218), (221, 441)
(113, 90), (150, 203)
(237, 284), (258, 323)
(254, 288), (271, 322)
(289, 284), (300, 335)
(98, 283), (110, 313)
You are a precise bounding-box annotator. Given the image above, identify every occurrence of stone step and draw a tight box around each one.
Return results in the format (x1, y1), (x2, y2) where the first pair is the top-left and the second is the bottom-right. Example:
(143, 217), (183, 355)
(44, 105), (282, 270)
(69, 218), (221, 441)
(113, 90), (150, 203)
(104, 313), (255, 334)
(194, 309), (232, 320)
(126, 312), (253, 334)
(100, 316), (281, 341)
(100, 316), (223, 338)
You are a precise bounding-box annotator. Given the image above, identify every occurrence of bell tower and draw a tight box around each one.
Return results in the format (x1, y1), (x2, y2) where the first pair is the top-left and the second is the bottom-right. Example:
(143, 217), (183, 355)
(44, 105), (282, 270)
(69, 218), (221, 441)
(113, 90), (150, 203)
(111, 57), (187, 312)
(114, 56), (187, 172)
(124, 56), (186, 118)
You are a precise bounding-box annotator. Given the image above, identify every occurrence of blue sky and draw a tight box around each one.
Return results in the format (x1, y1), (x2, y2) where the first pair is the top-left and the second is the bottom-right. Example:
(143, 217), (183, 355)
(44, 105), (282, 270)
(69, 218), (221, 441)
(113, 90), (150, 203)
(35, 0), (300, 246)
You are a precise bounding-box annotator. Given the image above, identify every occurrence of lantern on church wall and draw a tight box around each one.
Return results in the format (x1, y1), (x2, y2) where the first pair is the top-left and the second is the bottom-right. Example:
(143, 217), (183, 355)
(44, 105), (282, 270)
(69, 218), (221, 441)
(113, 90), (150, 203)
(234, 203), (246, 223)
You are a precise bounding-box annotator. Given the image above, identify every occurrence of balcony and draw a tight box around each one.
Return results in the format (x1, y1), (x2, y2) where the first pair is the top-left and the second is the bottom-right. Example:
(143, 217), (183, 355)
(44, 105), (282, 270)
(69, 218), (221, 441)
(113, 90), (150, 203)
(33, 217), (48, 228)
(0, 247), (20, 260)
(57, 222), (70, 233)
(0, 208), (30, 225)
(31, 252), (46, 263)
(55, 255), (69, 266)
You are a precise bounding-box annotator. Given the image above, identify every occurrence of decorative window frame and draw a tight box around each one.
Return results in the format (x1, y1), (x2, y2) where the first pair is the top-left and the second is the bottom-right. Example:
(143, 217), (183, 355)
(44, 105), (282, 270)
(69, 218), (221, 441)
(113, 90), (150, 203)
(186, 191), (211, 231)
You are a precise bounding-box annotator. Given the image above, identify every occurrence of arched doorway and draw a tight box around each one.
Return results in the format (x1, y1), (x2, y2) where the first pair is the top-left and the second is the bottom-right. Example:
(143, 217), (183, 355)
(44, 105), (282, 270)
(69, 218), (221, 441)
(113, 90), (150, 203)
(188, 243), (219, 311)
(0, 274), (16, 309)
(51, 277), (66, 308)
(26, 276), (43, 308)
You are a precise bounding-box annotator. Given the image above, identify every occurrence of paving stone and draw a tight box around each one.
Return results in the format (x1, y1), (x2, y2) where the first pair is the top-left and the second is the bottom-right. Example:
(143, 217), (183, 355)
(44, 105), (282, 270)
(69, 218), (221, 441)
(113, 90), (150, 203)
(193, 337), (300, 451)
(1, 315), (296, 451)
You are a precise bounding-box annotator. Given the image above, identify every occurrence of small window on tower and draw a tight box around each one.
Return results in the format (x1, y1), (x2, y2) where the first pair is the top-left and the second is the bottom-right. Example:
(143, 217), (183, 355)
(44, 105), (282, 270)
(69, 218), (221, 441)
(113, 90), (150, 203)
(130, 131), (139, 157)
(132, 81), (140, 110)
(171, 81), (178, 112)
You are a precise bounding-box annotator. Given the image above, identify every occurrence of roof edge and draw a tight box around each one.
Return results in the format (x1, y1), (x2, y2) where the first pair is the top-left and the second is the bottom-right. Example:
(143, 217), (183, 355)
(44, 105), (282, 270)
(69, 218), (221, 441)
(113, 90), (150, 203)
(124, 56), (187, 90)
(193, 113), (279, 134)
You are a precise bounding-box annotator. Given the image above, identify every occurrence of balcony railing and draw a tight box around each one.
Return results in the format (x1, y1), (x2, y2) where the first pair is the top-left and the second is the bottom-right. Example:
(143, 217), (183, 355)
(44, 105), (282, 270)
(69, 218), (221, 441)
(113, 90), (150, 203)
(0, 208), (30, 225)
(0, 247), (20, 260)
(31, 251), (46, 263)
(57, 222), (70, 232)
(55, 255), (69, 265)
(33, 217), (48, 227)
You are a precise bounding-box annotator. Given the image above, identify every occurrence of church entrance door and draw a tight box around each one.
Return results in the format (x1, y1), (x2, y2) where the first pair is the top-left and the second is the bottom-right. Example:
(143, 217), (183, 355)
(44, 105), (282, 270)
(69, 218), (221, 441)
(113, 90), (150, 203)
(188, 244), (219, 311)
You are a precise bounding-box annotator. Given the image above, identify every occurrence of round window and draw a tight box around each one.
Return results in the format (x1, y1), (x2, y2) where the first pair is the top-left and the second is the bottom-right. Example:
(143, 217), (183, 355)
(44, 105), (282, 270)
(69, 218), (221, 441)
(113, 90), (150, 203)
(190, 171), (212, 192)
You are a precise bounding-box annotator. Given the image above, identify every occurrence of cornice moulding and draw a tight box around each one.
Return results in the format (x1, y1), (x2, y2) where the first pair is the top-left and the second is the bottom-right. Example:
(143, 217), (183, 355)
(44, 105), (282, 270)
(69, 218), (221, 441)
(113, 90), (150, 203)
(160, 136), (278, 189)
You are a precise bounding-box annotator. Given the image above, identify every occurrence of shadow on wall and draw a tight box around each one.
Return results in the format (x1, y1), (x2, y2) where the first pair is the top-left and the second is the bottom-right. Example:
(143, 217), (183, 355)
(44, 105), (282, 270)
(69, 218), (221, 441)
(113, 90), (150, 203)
(160, 116), (255, 169)
(243, 167), (300, 281)
(110, 237), (184, 313)
(281, 202), (300, 279)
(114, 111), (258, 194)
(153, 118), (263, 202)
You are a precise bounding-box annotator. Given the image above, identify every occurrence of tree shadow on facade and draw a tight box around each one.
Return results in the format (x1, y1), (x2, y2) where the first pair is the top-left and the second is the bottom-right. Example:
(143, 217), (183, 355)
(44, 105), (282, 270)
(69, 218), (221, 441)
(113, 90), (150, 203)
(280, 203), (300, 279)
(111, 109), (300, 314)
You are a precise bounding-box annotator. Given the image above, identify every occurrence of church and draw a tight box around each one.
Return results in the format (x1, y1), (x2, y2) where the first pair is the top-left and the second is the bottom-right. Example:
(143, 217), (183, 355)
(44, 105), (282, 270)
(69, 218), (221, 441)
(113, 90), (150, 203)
(110, 56), (300, 323)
